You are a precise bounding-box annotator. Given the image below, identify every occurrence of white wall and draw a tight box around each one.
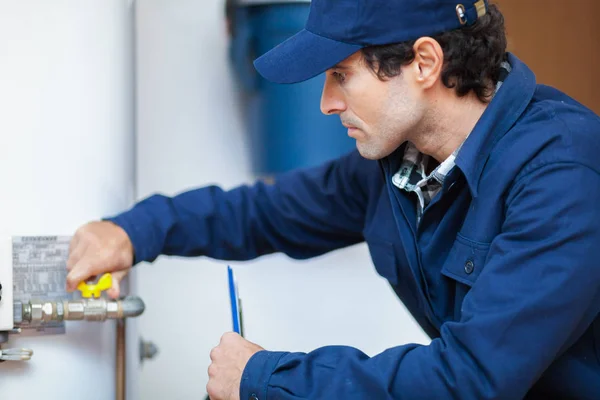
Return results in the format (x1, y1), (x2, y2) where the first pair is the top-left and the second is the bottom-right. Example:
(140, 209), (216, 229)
(134, 1), (430, 398)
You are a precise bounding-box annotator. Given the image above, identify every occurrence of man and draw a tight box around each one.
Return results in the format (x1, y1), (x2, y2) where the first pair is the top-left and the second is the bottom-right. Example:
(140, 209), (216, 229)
(65, 0), (600, 398)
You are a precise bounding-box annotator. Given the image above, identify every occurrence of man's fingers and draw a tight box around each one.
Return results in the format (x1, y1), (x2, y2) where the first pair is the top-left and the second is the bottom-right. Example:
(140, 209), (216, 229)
(65, 220), (135, 295)
(112, 270), (128, 280)
(66, 250), (131, 291)
(206, 333), (261, 400)
(65, 256), (107, 291)
(106, 270), (128, 299)
(207, 362), (217, 377)
(66, 241), (88, 271)
(210, 346), (219, 361)
(66, 260), (91, 291)
(220, 332), (240, 345)
(206, 381), (218, 400)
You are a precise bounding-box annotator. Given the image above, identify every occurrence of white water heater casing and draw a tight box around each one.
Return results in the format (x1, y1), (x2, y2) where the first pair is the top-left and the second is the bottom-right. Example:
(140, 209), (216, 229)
(0, 1), (136, 399)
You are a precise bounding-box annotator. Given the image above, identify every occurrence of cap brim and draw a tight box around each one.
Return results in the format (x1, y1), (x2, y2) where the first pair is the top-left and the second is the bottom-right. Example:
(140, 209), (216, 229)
(254, 29), (363, 84)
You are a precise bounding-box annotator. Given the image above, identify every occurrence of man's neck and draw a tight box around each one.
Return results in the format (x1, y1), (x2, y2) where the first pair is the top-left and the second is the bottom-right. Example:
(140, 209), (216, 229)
(410, 91), (490, 163)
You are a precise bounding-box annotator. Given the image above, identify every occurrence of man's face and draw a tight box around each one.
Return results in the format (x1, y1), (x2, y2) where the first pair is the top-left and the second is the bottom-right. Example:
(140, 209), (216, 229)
(320, 52), (426, 160)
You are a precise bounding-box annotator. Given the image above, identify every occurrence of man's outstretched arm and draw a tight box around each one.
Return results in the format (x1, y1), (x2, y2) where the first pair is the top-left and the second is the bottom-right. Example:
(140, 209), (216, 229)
(107, 149), (375, 264)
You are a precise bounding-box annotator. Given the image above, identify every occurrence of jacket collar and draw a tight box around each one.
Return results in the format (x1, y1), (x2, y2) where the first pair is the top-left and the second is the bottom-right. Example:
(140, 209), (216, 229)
(380, 53), (537, 198)
(454, 53), (537, 197)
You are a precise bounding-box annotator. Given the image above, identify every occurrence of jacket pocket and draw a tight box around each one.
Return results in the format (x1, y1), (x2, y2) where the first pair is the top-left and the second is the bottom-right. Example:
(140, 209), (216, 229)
(440, 233), (491, 287)
(439, 235), (491, 321)
(366, 239), (399, 286)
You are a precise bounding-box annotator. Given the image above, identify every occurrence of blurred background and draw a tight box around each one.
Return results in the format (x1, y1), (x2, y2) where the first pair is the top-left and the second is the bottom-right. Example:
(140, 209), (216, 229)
(0, 1), (598, 399)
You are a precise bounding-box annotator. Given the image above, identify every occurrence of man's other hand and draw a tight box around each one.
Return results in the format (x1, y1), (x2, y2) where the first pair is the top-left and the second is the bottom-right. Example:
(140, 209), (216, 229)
(66, 221), (134, 298)
(207, 333), (264, 400)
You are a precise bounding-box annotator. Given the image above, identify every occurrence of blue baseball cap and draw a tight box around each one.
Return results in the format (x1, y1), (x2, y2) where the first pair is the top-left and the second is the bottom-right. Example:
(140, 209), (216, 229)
(254, 0), (488, 84)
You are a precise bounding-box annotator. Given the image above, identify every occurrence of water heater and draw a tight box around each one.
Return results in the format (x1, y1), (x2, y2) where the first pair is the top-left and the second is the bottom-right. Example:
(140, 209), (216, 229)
(0, 1), (139, 399)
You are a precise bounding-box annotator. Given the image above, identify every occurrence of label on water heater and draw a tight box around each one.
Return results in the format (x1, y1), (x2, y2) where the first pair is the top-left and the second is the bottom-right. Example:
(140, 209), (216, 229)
(12, 236), (74, 335)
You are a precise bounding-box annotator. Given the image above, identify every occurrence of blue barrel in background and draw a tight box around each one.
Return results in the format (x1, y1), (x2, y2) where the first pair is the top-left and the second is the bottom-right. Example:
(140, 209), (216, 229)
(227, 1), (355, 176)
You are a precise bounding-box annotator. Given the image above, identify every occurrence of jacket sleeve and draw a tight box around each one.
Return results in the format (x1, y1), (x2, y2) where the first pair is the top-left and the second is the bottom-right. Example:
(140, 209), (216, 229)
(239, 161), (600, 400)
(105, 150), (374, 264)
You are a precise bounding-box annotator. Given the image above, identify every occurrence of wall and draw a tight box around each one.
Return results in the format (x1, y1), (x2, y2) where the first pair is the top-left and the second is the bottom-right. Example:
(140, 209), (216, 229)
(134, 0), (429, 398)
(496, 0), (600, 114)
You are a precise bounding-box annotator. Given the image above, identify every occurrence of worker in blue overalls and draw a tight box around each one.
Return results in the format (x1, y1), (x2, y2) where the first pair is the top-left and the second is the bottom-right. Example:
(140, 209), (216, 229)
(65, 0), (600, 398)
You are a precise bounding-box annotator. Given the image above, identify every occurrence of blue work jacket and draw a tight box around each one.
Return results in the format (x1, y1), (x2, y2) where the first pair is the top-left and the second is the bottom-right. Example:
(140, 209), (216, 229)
(108, 54), (600, 399)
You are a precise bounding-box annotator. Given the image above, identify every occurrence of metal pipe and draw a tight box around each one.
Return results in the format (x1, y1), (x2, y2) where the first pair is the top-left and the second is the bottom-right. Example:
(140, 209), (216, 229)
(116, 320), (126, 400)
(14, 296), (145, 326)
(120, 296), (145, 319)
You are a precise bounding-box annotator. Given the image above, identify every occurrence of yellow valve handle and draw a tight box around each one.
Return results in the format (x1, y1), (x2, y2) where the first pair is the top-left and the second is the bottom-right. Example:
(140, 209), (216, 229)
(77, 273), (113, 298)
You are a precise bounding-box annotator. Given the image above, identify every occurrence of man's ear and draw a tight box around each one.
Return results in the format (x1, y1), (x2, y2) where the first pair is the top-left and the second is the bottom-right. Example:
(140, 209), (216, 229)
(408, 37), (444, 90)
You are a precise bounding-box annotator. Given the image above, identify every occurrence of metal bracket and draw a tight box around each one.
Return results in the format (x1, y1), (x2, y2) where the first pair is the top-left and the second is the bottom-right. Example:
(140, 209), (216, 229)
(0, 347), (33, 362)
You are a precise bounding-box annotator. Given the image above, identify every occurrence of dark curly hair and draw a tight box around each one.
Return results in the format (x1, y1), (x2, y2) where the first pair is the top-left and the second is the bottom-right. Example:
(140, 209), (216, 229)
(361, 4), (507, 102)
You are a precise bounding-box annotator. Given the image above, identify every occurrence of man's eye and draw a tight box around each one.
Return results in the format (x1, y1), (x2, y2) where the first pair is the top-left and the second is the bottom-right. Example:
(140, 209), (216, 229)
(332, 71), (346, 83)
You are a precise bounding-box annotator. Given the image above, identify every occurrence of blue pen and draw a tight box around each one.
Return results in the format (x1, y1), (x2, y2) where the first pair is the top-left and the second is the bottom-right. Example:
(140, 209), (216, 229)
(227, 266), (244, 337)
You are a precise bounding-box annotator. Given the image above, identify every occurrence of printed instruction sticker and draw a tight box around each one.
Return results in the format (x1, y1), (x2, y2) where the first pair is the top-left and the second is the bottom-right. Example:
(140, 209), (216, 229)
(12, 236), (73, 335)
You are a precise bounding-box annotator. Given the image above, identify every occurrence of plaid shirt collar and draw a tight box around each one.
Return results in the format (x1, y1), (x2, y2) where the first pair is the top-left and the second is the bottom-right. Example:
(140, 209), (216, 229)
(392, 60), (512, 223)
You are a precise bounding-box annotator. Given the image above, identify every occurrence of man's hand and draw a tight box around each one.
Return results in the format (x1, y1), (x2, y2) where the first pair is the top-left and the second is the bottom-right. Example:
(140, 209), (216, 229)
(207, 333), (264, 400)
(66, 221), (134, 299)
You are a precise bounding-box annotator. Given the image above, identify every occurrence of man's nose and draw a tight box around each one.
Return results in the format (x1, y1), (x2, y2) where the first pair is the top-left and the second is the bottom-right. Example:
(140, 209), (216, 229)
(320, 77), (346, 115)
